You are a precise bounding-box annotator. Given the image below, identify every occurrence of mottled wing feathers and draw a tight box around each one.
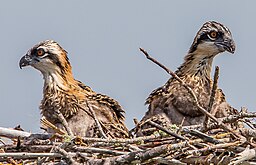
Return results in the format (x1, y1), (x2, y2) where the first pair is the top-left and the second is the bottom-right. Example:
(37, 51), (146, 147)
(145, 78), (173, 105)
(76, 80), (95, 94)
(145, 87), (164, 105)
(76, 79), (126, 123)
(88, 94), (125, 121)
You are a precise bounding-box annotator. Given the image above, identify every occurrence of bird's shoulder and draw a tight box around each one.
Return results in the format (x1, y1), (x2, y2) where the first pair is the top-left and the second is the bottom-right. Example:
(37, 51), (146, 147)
(76, 80), (95, 95)
(88, 93), (125, 120)
(76, 80), (125, 121)
(145, 77), (178, 105)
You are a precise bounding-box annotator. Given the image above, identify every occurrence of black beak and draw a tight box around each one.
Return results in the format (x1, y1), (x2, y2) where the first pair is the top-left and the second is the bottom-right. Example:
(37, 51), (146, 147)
(19, 54), (32, 69)
(215, 39), (236, 54)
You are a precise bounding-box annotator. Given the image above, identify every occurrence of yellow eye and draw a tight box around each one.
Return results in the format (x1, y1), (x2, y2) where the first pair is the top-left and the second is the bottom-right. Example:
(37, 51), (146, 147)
(37, 49), (45, 56)
(209, 31), (217, 38)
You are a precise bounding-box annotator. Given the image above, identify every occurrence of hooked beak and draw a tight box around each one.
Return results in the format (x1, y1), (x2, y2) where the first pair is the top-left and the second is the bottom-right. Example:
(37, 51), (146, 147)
(19, 54), (39, 69)
(215, 39), (236, 54)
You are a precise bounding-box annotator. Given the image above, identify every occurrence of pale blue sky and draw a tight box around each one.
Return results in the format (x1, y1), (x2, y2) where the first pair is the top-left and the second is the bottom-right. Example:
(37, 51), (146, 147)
(0, 1), (255, 132)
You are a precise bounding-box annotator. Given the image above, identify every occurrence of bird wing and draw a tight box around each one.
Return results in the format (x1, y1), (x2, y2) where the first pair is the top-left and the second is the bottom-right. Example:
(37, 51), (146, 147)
(76, 79), (128, 137)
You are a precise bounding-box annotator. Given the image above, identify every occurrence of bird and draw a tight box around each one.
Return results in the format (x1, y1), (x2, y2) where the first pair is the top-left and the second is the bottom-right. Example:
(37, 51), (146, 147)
(137, 21), (237, 135)
(19, 40), (128, 138)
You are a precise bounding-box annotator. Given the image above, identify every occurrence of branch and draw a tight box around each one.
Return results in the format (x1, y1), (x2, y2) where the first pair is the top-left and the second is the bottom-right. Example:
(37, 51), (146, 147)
(72, 146), (128, 156)
(111, 143), (185, 164)
(186, 141), (241, 156)
(0, 127), (31, 138)
(147, 120), (186, 140)
(209, 66), (219, 114)
(55, 110), (74, 137)
(0, 152), (61, 159)
(54, 146), (78, 165)
(85, 101), (107, 138)
(40, 116), (66, 135)
(139, 48), (240, 138)
(80, 134), (161, 144)
(230, 145), (256, 164)
(222, 111), (256, 123)
(204, 66), (219, 127)
(184, 129), (220, 144)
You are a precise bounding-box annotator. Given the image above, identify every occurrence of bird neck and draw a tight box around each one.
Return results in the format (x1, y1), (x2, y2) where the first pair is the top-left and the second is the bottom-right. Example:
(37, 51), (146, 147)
(176, 51), (216, 82)
(42, 67), (79, 93)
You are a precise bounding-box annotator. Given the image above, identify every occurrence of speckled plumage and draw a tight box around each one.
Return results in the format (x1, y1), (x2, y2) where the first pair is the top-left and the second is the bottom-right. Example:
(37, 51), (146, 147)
(19, 40), (128, 138)
(139, 21), (237, 135)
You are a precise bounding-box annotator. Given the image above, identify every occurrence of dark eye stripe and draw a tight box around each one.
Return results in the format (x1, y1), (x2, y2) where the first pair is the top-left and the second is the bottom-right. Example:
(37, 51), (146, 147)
(47, 54), (65, 73)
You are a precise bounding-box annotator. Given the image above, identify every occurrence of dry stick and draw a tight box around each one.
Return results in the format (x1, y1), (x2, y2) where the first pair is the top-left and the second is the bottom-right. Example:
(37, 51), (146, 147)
(112, 142), (186, 164)
(147, 121), (186, 140)
(208, 66), (219, 114)
(204, 66), (219, 128)
(0, 127), (31, 139)
(54, 146), (78, 165)
(151, 157), (186, 165)
(0, 138), (6, 145)
(139, 48), (240, 139)
(185, 129), (220, 144)
(38, 146), (55, 165)
(186, 141), (241, 155)
(0, 152), (62, 159)
(40, 116), (66, 135)
(72, 146), (128, 156)
(189, 112), (256, 132)
(85, 101), (108, 139)
(230, 145), (256, 164)
(0, 152), (90, 162)
(85, 138), (223, 164)
(42, 110), (73, 164)
(223, 112), (256, 123)
(109, 137), (228, 164)
(177, 117), (185, 134)
(81, 133), (170, 144)
(55, 110), (74, 137)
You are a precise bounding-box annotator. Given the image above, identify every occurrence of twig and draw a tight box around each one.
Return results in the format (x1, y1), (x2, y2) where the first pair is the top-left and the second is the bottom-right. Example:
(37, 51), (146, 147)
(80, 134), (161, 144)
(72, 146), (128, 156)
(40, 116), (66, 135)
(0, 152), (62, 159)
(54, 146), (78, 165)
(223, 111), (256, 123)
(209, 66), (219, 114)
(0, 138), (6, 145)
(177, 117), (185, 134)
(229, 145), (256, 165)
(186, 141), (241, 156)
(85, 101), (108, 139)
(204, 66), (219, 127)
(37, 146), (55, 165)
(184, 129), (220, 144)
(139, 48), (240, 138)
(147, 121), (186, 140)
(111, 143), (185, 164)
(239, 128), (256, 139)
(0, 126), (31, 138)
(151, 157), (187, 165)
(55, 110), (74, 137)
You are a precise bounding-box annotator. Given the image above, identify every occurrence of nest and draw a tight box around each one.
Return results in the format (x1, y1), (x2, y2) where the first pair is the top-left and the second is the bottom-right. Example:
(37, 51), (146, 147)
(1, 113), (256, 165)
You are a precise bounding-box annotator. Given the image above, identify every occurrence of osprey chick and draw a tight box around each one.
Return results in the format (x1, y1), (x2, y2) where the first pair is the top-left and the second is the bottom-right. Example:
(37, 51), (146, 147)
(140, 21), (237, 133)
(19, 40), (128, 138)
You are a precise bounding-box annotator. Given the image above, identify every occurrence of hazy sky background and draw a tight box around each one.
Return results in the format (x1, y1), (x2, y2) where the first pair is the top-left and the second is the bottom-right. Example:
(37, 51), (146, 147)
(0, 1), (255, 132)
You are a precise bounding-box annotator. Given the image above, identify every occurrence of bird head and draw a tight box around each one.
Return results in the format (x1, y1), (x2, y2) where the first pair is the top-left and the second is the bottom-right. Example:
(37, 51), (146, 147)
(19, 40), (72, 76)
(189, 21), (235, 56)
